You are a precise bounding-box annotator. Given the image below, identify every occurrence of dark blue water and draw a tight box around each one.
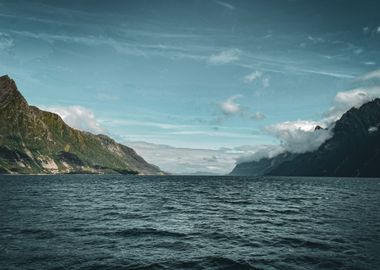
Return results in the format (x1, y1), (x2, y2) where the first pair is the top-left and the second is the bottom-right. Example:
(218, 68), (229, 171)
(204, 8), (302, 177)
(0, 175), (379, 270)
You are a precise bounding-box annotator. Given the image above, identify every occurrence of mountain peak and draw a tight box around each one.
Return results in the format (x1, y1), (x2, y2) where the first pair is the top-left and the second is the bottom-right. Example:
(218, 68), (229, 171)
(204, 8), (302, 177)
(0, 76), (164, 175)
(230, 98), (380, 177)
(314, 125), (323, 131)
(0, 74), (28, 108)
(0, 74), (16, 90)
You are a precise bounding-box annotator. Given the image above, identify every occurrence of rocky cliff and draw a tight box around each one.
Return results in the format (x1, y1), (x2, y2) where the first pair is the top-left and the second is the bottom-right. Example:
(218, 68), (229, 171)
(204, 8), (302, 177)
(0, 75), (164, 175)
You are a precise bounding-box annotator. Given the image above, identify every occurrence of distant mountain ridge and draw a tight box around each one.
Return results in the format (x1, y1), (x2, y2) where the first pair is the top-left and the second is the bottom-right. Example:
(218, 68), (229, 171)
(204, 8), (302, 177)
(230, 98), (380, 177)
(0, 75), (164, 175)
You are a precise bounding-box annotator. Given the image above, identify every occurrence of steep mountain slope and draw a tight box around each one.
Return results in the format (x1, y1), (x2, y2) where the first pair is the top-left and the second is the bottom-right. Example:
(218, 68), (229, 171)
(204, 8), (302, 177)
(230, 99), (380, 177)
(229, 152), (297, 176)
(0, 75), (164, 175)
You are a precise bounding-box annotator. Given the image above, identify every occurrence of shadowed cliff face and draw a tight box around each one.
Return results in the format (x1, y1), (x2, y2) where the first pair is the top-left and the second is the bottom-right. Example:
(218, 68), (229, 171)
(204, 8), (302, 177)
(231, 99), (380, 177)
(0, 75), (164, 175)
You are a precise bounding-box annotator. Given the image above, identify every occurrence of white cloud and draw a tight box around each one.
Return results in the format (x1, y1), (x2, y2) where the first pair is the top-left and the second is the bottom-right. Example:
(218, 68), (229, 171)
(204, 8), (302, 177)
(236, 144), (285, 163)
(266, 120), (333, 154)
(360, 69), (380, 80)
(244, 71), (269, 89)
(270, 120), (319, 132)
(307, 35), (325, 43)
(124, 141), (289, 175)
(125, 141), (242, 175)
(214, 95), (265, 124)
(43, 105), (106, 134)
(10, 30), (206, 60)
(135, 68), (380, 169)
(262, 75), (380, 156)
(244, 71), (262, 83)
(334, 88), (373, 107)
(293, 68), (355, 79)
(214, 0), (235, 10)
(0, 32), (14, 50)
(325, 87), (380, 123)
(102, 119), (195, 130)
(219, 95), (241, 115)
(208, 49), (241, 65)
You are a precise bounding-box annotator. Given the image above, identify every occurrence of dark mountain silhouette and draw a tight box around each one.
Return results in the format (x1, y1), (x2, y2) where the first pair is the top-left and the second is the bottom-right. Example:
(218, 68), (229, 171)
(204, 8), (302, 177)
(231, 99), (380, 177)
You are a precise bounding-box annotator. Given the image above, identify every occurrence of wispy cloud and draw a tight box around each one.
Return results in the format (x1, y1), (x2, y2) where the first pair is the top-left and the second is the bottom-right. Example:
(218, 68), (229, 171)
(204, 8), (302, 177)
(287, 67), (356, 79)
(244, 71), (263, 83)
(101, 119), (196, 130)
(0, 32), (14, 50)
(360, 69), (380, 80)
(0, 13), (75, 26)
(9, 30), (209, 60)
(243, 70), (270, 92)
(238, 57), (357, 79)
(10, 30), (147, 56)
(8, 30), (360, 80)
(219, 94), (242, 115)
(208, 49), (241, 65)
(214, 0), (235, 10)
(169, 130), (257, 139)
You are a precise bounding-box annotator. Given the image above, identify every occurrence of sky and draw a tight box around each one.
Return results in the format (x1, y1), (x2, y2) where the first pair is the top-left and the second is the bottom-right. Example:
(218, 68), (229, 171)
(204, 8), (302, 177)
(1, 0), (380, 174)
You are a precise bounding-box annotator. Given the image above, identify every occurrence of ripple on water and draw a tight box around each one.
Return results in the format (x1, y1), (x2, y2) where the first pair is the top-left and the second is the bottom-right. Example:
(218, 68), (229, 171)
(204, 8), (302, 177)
(0, 175), (379, 270)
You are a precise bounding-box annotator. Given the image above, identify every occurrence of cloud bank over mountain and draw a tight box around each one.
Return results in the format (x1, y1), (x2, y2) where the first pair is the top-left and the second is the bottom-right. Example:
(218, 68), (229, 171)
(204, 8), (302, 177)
(255, 69), (380, 159)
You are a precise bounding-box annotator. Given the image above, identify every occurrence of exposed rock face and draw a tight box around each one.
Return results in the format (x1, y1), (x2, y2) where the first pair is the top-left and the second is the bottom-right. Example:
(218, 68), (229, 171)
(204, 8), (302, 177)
(230, 99), (380, 177)
(0, 75), (164, 175)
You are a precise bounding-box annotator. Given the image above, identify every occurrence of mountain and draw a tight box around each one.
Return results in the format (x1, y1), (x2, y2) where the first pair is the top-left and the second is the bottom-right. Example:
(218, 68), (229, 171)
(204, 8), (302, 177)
(230, 98), (380, 177)
(0, 75), (164, 175)
(230, 152), (297, 176)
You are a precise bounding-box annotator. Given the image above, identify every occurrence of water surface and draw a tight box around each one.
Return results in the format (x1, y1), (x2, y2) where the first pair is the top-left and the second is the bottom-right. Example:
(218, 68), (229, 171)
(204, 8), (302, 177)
(1, 175), (379, 270)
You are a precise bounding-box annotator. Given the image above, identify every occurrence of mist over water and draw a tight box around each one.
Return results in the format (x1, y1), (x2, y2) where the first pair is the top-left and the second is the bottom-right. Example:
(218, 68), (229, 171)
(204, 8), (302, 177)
(1, 175), (379, 270)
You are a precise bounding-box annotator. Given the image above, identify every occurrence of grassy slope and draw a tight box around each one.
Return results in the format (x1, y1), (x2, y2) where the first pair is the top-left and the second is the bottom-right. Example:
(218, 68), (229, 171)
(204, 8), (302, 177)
(0, 75), (162, 175)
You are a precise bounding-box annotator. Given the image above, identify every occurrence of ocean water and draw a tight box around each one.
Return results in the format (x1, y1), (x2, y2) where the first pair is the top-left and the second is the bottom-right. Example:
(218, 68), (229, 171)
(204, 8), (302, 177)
(0, 175), (379, 270)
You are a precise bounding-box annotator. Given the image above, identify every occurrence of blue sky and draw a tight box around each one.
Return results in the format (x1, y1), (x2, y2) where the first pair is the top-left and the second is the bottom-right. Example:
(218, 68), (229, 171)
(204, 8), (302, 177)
(1, 0), (380, 174)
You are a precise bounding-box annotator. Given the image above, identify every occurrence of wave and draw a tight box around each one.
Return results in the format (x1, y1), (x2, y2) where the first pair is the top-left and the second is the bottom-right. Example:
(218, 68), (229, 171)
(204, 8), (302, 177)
(103, 228), (186, 238)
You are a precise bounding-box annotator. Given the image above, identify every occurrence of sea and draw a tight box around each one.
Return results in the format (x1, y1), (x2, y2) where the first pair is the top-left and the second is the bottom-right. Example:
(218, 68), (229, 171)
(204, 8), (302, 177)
(0, 175), (379, 270)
